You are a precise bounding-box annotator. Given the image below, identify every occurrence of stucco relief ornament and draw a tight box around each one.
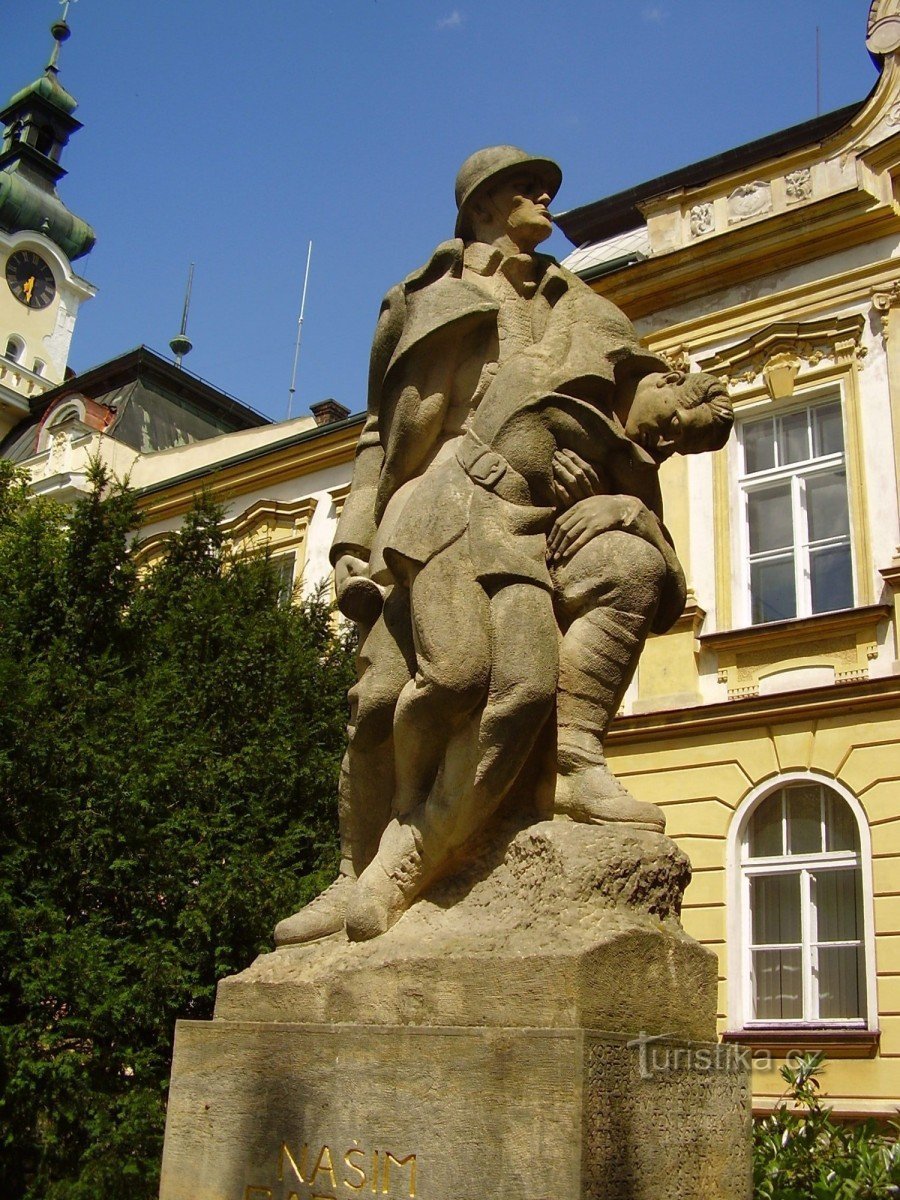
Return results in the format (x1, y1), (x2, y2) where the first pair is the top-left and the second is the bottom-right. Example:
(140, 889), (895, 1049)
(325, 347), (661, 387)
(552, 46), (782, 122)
(663, 345), (692, 373)
(872, 279), (900, 338)
(727, 181), (772, 223)
(867, 1), (900, 55)
(688, 202), (714, 237)
(47, 429), (67, 473)
(784, 168), (812, 203)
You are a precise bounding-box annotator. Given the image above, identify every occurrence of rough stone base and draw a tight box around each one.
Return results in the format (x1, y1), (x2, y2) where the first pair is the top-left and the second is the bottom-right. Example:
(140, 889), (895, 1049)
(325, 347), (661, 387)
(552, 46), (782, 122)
(217, 822), (717, 1040)
(160, 822), (751, 1198)
(159, 1022), (752, 1200)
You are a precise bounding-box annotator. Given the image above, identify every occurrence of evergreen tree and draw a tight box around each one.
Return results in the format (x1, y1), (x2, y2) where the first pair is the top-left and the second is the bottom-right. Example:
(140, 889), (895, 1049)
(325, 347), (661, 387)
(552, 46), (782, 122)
(0, 463), (354, 1198)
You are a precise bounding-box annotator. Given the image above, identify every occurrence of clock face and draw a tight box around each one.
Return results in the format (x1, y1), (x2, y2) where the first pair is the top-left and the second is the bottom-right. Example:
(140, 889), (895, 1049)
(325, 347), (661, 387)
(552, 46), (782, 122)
(6, 249), (56, 310)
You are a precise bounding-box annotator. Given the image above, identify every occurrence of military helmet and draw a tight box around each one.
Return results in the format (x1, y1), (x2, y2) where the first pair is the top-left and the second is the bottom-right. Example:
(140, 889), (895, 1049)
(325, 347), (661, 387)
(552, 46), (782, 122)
(454, 145), (562, 238)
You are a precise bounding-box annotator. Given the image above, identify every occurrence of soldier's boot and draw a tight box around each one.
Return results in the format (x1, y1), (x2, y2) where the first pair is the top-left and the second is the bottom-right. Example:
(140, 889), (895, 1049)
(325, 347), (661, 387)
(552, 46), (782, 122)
(555, 607), (665, 833)
(344, 818), (427, 942)
(274, 872), (356, 947)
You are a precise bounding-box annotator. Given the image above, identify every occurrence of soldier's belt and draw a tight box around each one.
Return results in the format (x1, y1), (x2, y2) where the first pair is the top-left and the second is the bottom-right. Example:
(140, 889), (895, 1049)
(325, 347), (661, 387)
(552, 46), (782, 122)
(456, 428), (530, 503)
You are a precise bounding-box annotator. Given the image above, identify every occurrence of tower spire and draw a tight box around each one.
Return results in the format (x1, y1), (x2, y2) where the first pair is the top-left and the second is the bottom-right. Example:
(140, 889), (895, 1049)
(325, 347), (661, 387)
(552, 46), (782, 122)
(47, 1), (75, 74)
(0, 0), (94, 260)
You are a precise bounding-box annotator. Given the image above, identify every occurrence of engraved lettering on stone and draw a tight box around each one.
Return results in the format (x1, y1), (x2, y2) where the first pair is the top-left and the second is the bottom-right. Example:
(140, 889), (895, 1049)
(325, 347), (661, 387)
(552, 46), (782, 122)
(382, 1152), (417, 1198)
(261, 1144), (417, 1199)
(727, 180), (772, 222)
(311, 1146), (338, 1190)
(689, 202), (714, 237)
(344, 1147), (367, 1190)
(581, 1035), (752, 1200)
(280, 1142), (310, 1183)
(784, 167), (812, 202)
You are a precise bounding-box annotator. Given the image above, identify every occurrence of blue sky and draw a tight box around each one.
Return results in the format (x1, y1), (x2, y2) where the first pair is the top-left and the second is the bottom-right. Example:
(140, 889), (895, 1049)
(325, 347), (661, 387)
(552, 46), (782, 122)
(7, 2), (879, 422)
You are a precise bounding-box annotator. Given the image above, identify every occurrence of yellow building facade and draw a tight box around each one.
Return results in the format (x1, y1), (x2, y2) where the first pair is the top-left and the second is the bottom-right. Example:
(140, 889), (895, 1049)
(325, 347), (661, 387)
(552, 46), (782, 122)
(556, 0), (900, 1116)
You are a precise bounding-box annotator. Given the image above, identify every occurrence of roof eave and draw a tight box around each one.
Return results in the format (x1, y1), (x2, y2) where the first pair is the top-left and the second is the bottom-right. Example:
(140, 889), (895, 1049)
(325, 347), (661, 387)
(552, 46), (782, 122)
(555, 99), (869, 247)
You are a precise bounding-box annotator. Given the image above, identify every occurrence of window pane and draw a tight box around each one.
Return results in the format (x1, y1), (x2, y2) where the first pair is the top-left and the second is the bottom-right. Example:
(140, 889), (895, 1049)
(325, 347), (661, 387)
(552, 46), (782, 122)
(753, 948), (802, 1019)
(815, 869), (862, 943)
(269, 553), (296, 606)
(751, 874), (801, 944)
(743, 419), (776, 474)
(806, 470), (850, 543)
(813, 402), (844, 457)
(748, 793), (784, 858)
(825, 793), (858, 853)
(748, 485), (793, 553)
(751, 556), (797, 623)
(810, 545), (853, 614)
(817, 946), (864, 1019)
(786, 785), (822, 855)
(780, 410), (810, 465)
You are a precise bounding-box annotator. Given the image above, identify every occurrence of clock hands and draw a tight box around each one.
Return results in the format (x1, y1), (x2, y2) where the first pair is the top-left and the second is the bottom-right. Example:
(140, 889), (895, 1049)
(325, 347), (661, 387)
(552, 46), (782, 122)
(23, 276), (35, 304)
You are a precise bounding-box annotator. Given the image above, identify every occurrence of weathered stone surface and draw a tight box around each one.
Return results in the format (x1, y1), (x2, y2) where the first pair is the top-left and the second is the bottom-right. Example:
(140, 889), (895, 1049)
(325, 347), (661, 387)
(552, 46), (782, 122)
(217, 821), (716, 1040)
(309, 144), (734, 944)
(159, 1023), (751, 1200)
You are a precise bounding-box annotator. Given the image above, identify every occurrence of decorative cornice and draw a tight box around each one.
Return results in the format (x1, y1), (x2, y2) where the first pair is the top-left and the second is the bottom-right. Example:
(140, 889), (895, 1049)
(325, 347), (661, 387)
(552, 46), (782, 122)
(135, 423), (359, 525)
(133, 496), (319, 568)
(640, 257), (900, 360)
(607, 674), (900, 746)
(697, 314), (867, 396)
(699, 604), (891, 654)
(592, 197), (900, 322)
(219, 495), (317, 543)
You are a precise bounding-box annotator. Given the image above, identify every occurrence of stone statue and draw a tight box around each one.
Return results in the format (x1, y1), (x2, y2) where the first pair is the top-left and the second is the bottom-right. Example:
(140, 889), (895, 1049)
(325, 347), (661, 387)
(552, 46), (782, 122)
(275, 146), (732, 946)
(163, 151), (749, 1200)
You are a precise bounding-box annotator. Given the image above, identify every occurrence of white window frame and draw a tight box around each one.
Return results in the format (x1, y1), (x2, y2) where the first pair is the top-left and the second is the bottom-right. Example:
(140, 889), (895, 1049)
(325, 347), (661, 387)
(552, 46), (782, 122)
(36, 397), (88, 453)
(269, 550), (297, 605)
(726, 771), (877, 1032)
(736, 387), (855, 626)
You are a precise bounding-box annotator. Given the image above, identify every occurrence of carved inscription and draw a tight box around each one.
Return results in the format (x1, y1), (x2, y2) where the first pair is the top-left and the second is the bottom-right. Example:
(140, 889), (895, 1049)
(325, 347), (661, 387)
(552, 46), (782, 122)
(582, 1036), (752, 1200)
(245, 1142), (417, 1200)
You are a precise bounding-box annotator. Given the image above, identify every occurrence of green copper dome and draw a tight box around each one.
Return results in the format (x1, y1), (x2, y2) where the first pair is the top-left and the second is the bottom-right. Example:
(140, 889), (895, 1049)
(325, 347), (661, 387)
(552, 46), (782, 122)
(8, 68), (78, 117)
(0, 169), (94, 260)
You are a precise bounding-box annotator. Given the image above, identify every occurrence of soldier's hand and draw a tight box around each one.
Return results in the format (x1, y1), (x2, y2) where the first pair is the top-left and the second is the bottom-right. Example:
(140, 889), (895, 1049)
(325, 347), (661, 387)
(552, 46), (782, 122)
(547, 495), (648, 562)
(551, 450), (602, 507)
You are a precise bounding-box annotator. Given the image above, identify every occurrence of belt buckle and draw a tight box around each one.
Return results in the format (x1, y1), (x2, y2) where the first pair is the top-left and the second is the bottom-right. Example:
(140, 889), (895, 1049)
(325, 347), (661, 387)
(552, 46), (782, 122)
(469, 447), (507, 489)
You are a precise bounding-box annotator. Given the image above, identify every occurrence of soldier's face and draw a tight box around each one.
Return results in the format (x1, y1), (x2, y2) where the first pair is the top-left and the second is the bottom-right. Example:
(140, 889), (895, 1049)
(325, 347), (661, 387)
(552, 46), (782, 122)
(625, 373), (709, 461)
(486, 173), (554, 251)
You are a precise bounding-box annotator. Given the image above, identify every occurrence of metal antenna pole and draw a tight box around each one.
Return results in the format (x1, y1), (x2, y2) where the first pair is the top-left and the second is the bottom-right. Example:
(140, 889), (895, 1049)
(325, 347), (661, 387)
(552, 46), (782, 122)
(816, 26), (821, 116)
(287, 240), (313, 420)
(169, 263), (195, 368)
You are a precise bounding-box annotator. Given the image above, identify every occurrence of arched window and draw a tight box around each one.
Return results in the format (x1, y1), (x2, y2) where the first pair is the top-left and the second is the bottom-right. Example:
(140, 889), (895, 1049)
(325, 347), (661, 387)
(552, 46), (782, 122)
(32, 359), (45, 377)
(730, 775), (874, 1029)
(4, 336), (24, 362)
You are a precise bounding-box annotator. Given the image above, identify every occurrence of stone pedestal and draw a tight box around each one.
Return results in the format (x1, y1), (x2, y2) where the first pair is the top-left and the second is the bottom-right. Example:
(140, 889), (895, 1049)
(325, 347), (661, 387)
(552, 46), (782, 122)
(159, 823), (752, 1199)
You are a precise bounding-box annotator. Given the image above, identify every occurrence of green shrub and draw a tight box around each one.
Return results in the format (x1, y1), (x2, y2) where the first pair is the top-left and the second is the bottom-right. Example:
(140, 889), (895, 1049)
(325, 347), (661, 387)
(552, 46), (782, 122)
(0, 463), (356, 1198)
(754, 1052), (900, 1198)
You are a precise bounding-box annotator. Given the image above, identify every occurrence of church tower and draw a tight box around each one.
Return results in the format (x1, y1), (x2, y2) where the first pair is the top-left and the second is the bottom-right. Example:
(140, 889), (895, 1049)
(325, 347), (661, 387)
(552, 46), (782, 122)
(0, 6), (96, 439)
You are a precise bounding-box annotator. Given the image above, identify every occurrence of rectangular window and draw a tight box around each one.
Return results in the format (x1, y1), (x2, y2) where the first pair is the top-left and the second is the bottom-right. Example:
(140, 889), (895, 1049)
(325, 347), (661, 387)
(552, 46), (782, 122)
(738, 397), (853, 625)
(269, 552), (296, 605)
